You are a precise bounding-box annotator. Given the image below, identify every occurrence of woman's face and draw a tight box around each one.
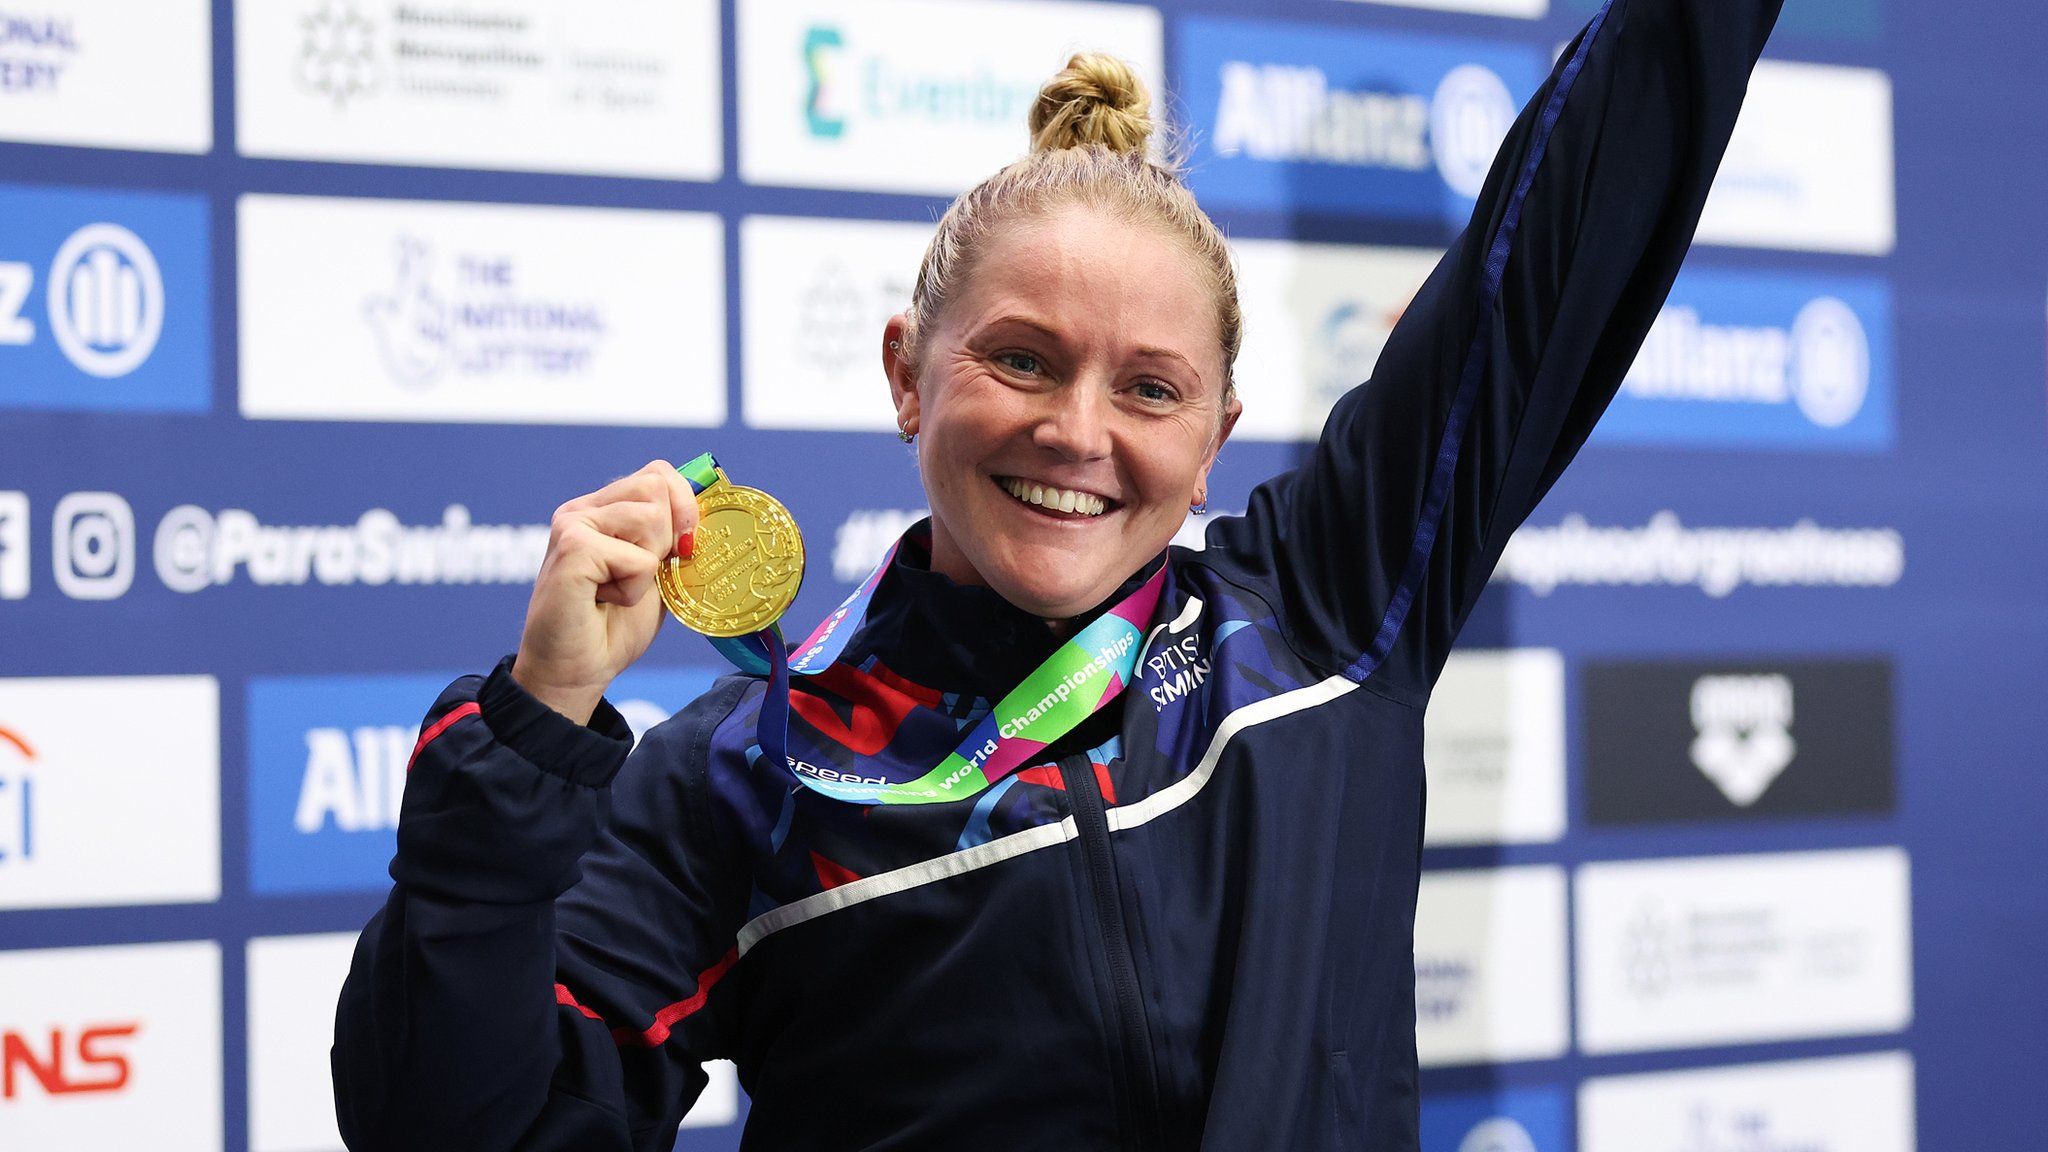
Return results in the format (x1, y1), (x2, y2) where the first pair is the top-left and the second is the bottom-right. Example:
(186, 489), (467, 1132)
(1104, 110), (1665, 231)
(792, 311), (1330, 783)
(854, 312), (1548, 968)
(885, 203), (1239, 621)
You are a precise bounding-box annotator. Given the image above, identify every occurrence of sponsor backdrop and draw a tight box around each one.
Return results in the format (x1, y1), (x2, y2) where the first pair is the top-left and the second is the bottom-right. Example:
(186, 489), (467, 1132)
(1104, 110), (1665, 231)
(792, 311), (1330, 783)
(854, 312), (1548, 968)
(1, 0), (2042, 1148)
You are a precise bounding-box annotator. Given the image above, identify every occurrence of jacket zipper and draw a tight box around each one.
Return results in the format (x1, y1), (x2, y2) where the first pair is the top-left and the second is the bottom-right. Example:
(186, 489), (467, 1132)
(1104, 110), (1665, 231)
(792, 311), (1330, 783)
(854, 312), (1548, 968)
(1060, 752), (1164, 1152)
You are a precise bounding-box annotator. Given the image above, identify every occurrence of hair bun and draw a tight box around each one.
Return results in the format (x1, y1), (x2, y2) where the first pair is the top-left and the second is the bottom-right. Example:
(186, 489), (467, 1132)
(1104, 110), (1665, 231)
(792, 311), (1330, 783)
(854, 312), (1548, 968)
(1028, 52), (1153, 156)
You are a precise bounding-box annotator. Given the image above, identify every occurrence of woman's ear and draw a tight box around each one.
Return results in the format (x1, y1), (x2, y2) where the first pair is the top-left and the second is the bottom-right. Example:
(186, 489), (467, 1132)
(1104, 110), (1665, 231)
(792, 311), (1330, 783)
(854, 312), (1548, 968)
(1201, 391), (1243, 479)
(883, 313), (919, 436)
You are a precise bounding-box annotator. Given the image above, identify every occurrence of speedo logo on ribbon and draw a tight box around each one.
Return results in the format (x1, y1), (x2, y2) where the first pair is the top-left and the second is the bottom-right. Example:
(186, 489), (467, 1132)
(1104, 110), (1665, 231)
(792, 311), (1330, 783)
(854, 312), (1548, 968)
(1594, 270), (1894, 450)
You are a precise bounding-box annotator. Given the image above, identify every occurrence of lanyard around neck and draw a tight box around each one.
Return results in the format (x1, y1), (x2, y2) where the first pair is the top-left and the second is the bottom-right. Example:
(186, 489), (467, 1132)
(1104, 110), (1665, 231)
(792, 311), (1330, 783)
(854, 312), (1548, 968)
(678, 455), (1163, 806)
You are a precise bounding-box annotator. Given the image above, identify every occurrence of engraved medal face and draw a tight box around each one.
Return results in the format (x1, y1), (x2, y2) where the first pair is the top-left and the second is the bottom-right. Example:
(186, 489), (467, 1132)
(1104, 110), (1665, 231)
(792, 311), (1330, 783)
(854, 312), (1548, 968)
(657, 483), (805, 637)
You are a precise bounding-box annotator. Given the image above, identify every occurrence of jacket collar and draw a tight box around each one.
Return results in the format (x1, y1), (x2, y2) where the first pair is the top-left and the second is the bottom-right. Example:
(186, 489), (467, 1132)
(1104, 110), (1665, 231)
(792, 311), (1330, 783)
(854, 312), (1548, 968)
(847, 520), (1166, 702)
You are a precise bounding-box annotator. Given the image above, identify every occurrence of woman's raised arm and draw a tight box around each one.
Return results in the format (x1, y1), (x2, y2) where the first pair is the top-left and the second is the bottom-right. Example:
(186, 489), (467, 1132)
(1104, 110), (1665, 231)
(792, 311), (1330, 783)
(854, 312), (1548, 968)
(1203, 0), (1784, 694)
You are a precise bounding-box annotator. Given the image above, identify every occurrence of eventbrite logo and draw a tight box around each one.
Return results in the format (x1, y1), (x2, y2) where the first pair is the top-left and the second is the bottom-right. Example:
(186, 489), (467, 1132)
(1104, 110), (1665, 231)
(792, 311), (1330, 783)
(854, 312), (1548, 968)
(804, 25), (846, 138)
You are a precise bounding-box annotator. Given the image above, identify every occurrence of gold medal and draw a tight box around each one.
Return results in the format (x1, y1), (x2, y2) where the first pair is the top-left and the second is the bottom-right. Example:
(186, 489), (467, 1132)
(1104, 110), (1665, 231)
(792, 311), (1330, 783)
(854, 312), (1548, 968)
(657, 480), (805, 637)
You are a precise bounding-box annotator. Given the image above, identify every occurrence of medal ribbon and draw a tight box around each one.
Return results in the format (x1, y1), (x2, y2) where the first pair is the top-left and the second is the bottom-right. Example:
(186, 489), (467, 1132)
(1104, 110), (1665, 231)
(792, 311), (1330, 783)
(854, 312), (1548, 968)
(676, 453), (1163, 807)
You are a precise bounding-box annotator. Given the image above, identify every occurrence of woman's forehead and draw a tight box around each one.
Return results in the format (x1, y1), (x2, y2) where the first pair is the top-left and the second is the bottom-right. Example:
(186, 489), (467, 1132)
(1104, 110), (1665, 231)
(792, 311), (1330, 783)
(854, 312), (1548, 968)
(950, 208), (1216, 346)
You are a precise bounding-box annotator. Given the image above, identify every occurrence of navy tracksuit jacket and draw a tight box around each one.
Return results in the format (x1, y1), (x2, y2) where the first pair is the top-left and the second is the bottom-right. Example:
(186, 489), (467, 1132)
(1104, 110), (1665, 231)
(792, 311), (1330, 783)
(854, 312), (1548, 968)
(334, 0), (1783, 1146)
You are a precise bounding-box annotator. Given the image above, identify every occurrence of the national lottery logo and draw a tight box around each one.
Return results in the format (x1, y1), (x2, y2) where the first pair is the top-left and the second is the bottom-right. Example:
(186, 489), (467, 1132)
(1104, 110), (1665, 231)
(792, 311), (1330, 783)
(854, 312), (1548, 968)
(0, 10), (78, 96)
(361, 234), (608, 387)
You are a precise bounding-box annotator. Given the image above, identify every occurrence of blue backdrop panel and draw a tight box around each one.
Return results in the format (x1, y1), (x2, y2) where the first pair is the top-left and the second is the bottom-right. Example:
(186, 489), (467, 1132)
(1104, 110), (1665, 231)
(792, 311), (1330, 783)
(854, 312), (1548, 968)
(1, 0), (2045, 1149)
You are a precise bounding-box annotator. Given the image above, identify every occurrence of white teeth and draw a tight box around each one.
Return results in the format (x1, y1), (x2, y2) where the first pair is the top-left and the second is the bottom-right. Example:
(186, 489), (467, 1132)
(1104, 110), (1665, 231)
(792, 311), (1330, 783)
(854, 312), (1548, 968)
(1000, 477), (1108, 517)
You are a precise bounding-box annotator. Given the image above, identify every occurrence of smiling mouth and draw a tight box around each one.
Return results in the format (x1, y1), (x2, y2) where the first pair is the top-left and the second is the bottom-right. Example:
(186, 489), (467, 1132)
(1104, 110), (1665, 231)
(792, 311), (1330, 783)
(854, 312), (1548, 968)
(995, 476), (1112, 518)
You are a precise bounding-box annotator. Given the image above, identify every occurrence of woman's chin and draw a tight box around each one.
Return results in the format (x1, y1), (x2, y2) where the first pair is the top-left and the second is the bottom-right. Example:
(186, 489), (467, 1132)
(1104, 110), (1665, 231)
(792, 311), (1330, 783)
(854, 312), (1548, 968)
(984, 567), (1118, 623)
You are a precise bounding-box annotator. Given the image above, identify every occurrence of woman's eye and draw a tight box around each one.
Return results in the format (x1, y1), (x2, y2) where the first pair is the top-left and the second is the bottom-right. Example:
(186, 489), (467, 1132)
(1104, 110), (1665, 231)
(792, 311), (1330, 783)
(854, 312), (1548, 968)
(1131, 379), (1178, 405)
(995, 351), (1042, 375)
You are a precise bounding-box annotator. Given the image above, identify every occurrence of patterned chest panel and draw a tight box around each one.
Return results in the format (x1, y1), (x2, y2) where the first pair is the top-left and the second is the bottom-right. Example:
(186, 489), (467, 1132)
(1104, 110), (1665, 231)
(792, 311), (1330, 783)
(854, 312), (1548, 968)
(705, 561), (1320, 918)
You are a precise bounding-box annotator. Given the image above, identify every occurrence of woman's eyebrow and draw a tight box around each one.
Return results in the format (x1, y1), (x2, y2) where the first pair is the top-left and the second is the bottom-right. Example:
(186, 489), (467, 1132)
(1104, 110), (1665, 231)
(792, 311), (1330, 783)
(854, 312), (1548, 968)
(982, 314), (1203, 380)
(981, 314), (1063, 342)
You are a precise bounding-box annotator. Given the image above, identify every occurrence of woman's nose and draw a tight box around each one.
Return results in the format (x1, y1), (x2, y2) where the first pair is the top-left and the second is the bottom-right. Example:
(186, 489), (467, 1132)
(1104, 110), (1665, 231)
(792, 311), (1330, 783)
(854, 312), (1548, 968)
(1032, 379), (1114, 461)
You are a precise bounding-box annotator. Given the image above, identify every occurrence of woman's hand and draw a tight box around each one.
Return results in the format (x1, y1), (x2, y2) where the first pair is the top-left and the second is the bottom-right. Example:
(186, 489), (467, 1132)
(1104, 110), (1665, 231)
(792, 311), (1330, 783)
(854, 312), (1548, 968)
(512, 460), (700, 725)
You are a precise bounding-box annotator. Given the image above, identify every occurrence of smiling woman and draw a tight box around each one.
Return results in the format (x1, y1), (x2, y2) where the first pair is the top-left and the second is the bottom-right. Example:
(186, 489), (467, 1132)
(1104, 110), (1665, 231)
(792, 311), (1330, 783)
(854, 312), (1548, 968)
(892, 201), (1239, 618)
(884, 55), (1244, 619)
(335, 4), (1788, 1148)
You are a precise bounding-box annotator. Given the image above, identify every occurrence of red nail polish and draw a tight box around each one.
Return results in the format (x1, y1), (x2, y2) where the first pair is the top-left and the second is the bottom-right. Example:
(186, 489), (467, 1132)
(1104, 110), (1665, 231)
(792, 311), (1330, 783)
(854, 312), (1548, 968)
(677, 529), (695, 560)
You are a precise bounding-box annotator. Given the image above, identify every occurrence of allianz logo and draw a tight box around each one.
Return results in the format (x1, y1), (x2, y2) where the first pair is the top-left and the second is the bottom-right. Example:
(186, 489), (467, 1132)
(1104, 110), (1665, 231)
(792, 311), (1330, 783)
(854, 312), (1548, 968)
(802, 23), (1036, 139)
(1457, 1118), (1538, 1152)
(1623, 297), (1871, 428)
(295, 725), (409, 834)
(1212, 61), (1513, 196)
(0, 223), (165, 378)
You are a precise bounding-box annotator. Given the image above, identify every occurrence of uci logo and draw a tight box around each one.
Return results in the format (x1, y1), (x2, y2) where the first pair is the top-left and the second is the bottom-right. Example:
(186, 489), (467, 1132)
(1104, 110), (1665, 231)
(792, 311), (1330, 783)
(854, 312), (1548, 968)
(0, 223), (165, 379)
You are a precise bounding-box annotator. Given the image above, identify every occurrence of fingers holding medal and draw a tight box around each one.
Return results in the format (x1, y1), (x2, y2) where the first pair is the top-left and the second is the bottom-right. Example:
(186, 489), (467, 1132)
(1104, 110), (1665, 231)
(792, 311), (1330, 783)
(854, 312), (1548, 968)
(512, 459), (702, 724)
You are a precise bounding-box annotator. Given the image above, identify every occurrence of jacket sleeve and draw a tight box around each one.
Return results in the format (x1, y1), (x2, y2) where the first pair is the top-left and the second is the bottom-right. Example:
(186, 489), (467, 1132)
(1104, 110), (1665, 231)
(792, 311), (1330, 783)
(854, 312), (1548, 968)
(332, 657), (753, 1152)
(1200, 0), (1783, 694)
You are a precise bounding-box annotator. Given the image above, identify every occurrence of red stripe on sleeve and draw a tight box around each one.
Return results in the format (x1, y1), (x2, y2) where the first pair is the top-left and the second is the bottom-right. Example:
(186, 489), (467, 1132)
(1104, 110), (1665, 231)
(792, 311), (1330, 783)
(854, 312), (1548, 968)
(613, 947), (741, 1048)
(407, 701), (481, 772)
(555, 983), (604, 1021)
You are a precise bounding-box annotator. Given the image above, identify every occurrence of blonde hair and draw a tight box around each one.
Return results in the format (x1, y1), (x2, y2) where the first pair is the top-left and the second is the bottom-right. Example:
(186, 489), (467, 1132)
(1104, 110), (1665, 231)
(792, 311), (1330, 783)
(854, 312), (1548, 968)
(901, 53), (1242, 401)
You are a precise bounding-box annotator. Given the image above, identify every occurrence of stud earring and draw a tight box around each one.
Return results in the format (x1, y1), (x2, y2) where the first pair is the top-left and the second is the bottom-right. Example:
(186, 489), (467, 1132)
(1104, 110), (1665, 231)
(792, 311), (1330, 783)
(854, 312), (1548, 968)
(898, 425), (915, 444)
(888, 339), (901, 351)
